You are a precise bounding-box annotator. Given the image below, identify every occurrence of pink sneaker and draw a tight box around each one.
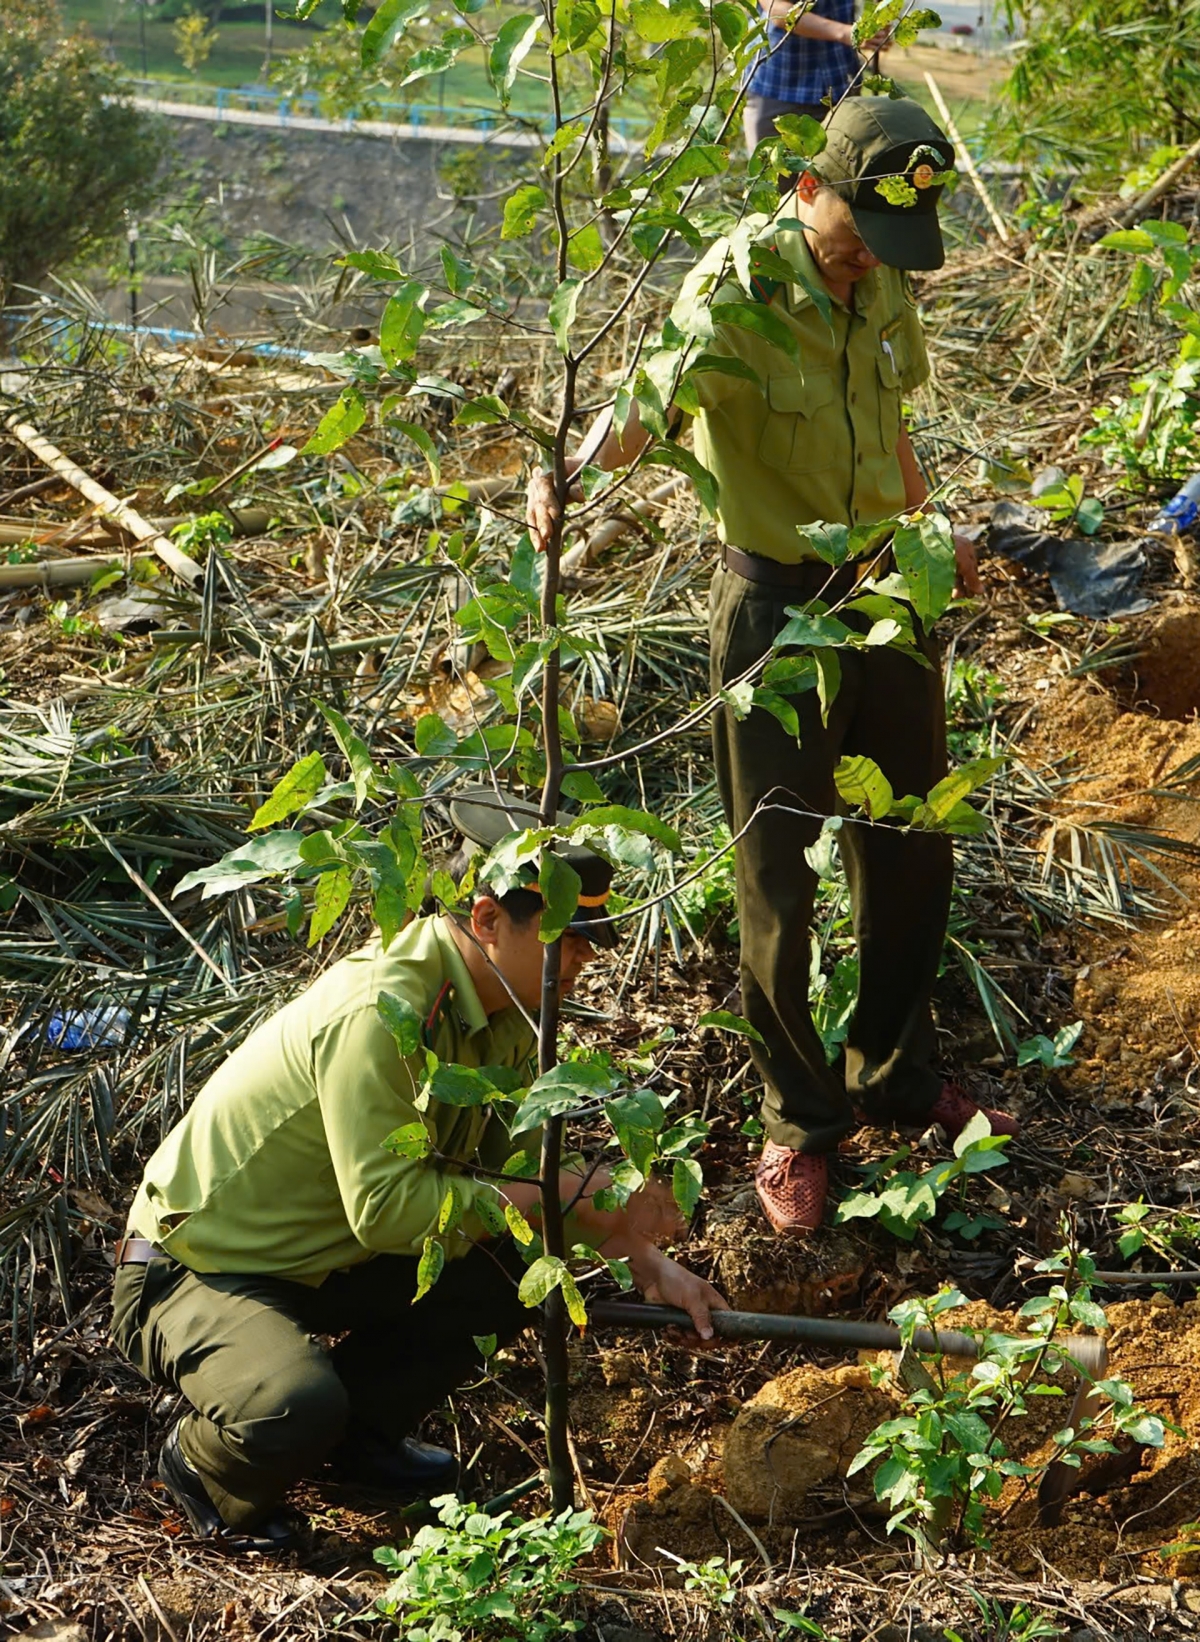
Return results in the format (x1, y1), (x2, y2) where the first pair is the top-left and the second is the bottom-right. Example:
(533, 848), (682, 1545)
(925, 1082), (1020, 1141)
(754, 1142), (829, 1235)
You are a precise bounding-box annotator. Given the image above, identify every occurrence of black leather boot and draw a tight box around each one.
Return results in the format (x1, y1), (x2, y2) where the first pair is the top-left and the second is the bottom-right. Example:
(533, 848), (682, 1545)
(158, 1420), (300, 1554)
(330, 1423), (459, 1496)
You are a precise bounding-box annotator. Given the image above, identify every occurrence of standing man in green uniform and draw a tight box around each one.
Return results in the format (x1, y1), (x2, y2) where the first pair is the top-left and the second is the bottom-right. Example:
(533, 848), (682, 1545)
(112, 788), (726, 1552)
(527, 98), (1017, 1238)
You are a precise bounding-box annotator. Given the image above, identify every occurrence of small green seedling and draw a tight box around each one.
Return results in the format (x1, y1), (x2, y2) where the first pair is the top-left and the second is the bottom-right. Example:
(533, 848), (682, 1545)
(837, 1111), (1012, 1242)
(1017, 1020), (1084, 1070)
(1029, 468), (1105, 536)
(374, 1493), (605, 1642)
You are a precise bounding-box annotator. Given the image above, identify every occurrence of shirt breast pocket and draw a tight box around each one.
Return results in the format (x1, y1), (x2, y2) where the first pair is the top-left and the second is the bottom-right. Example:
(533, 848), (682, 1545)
(758, 370), (835, 474)
(877, 350), (902, 455)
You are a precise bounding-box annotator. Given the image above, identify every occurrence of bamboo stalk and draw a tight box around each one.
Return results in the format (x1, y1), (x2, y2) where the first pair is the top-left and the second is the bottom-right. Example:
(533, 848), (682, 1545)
(0, 555), (144, 589)
(924, 72), (1009, 244)
(3, 417), (203, 586)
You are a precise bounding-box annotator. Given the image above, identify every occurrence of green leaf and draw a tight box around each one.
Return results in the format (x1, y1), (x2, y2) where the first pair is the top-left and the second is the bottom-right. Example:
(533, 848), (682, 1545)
(414, 1235), (445, 1300)
(438, 1181), (463, 1234)
(361, 0), (426, 66)
(835, 755), (894, 819)
(505, 1202), (536, 1244)
(308, 865), (352, 946)
(712, 299), (799, 361)
(339, 248), (406, 281)
(377, 991), (424, 1056)
(510, 1061), (619, 1136)
(249, 751), (326, 831)
(473, 1332), (498, 1358)
(567, 223), (605, 274)
(414, 713), (458, 757)
(814, 649), (841, 723)
(502, 184), (546, 240)
(893, 513), (957, 627)
(642, 440), (719, 518)
(382, 411), (441, 485)
(1097, 228), (1156, 253)
(173, 830), (306, 899)
(382, 1121), (431, 1159)
(518, 1254), (566, 1306)
(548, 279), (582, 355)
(318, 703), (376, 808)
(397, 28), (474, 86)
(673, 1157), (703, 1217)
(566, 804), (682, 853)
(427, 1063), (505, 1106)
(380, 281), (427, 369)
(658, 144), (728, 187)
(698, 1009), (764, 1043)
(302, 387), (366, 456)
(753, 686), (800, 738)
(921, 756), (1004, 822)
(561, 1269), (588, 1327)
(773, 112), (827, 160)
(630, 0), (704, 38)
(538, 852), (582, 944)
(489, 13), (542, 104)
(543, 119), (586, 163)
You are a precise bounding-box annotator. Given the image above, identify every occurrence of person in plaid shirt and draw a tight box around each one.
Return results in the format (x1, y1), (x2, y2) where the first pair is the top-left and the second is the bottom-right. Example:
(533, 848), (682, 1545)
(743, 0), (893, 186)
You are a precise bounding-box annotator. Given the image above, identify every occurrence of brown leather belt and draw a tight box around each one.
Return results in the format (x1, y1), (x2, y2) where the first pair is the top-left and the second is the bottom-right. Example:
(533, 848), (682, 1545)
(115, 1236), (170, 1265)
(721, 542), (890, 591)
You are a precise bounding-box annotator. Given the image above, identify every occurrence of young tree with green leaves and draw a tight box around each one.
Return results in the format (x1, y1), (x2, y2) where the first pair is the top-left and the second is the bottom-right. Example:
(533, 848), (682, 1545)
(161, 0), (1014, 1515)
(0, 0), (160, 308)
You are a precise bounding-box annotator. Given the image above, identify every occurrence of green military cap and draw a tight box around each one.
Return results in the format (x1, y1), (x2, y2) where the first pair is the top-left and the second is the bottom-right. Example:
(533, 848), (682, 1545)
(448, 785), (619, 949)
(811, 96), (956, 272)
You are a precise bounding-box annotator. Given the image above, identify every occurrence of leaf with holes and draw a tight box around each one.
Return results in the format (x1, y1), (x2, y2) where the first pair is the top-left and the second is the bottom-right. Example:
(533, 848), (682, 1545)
(308, 865), (352, 947)
(302, 388), (366, 455)
(377, 991), (424, 1057)
(415, 1235), (445, 1300)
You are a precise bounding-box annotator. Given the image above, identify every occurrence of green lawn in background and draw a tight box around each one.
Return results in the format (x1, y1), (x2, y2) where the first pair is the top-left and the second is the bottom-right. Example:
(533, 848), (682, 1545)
(59, 0), (551, 112)
(61, 1), (1001, 133)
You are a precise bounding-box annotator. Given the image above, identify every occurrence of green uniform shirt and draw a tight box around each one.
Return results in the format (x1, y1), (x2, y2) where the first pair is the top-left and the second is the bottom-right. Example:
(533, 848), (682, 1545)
(128, 916), (536, 1285)
(675, 221), (930, 563)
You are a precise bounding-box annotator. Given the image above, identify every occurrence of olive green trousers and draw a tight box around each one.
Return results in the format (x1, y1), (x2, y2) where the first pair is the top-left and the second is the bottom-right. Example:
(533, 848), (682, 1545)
(709, 559), (954, 1154)
(112, 1243), (528, 1530)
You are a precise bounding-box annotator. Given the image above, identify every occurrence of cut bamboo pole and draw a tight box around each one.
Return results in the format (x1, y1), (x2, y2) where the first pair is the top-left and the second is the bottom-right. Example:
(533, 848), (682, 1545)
(3, 417), (203, 585)
(924, 72), (1009, 244)
(0, 555), (148, 589)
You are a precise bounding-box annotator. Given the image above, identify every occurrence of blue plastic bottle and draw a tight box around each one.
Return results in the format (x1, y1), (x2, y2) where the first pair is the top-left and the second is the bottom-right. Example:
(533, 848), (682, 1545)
(1149, 472), (1200, 536)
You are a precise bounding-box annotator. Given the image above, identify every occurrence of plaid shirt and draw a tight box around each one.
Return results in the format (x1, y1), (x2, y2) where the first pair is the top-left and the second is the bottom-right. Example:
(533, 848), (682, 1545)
(745, 0), (859, 105)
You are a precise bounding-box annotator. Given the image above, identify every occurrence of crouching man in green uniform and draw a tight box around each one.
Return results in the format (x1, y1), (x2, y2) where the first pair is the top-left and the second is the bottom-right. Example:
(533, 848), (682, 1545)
(528, 97), (1018, 1239)
(112, 788), (727, 1552)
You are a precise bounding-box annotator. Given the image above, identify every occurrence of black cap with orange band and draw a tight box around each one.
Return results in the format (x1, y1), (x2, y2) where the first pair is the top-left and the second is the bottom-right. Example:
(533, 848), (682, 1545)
(448, 785), (619, 950)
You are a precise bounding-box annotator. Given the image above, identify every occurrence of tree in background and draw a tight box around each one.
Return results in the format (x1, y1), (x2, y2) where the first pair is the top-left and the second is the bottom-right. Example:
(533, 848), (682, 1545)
(172, 6), (220, 71)
(0, 0), (161, 307)
(992, 0), (1200, 178)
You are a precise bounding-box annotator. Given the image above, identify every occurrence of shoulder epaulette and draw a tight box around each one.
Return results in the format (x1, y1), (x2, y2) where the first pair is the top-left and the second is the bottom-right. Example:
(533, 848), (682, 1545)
(422, 979), (453, 1050)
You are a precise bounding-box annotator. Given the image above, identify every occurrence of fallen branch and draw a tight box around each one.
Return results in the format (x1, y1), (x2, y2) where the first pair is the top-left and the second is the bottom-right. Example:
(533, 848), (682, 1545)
(3, 416), (203, 585)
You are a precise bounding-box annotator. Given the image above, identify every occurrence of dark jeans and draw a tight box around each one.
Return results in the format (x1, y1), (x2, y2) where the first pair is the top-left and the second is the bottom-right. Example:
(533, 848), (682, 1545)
(112, 1242), (528, 1529)
(709, 559), (953, 1154)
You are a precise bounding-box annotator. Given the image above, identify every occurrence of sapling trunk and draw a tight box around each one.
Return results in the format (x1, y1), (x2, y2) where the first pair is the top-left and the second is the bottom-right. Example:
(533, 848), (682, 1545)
(536, 322), (577, 1508)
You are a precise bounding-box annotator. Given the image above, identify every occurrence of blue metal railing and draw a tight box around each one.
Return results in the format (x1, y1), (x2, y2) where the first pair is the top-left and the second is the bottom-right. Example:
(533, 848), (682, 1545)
(129, 77), (648, 139)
